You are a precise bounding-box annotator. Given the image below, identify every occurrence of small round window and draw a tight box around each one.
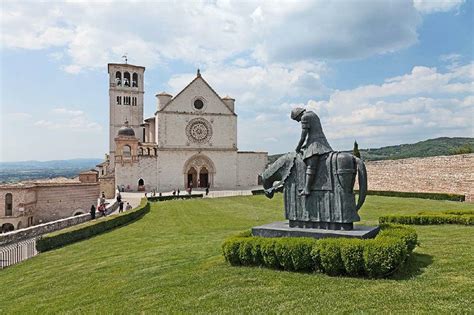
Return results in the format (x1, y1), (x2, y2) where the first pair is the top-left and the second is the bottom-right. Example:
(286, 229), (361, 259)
(193, 99), (204, 110)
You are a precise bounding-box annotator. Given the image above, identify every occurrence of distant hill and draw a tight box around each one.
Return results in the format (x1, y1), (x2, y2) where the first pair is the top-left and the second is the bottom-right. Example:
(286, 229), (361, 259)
(268, 137), (473, 164)
(0, 158), (103, 183)
(360, 137), (473, 161)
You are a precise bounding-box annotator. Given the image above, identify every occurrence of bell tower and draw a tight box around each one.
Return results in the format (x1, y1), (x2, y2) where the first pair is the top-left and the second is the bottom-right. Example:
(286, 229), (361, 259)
(107, 62), (145, 159)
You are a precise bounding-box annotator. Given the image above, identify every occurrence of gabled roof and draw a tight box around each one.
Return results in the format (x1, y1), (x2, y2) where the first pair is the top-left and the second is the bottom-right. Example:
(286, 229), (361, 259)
(156, 73), (236, 116)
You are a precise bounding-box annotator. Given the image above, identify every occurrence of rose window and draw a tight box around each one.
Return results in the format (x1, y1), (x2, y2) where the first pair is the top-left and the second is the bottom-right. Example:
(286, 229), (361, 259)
(186, 118), (212, 144)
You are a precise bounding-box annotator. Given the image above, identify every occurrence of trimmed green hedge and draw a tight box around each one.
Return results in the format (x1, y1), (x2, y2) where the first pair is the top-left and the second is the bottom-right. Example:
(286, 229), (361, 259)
(36, 199), (150, 252)
(354, 190), (465, 202)
(255, 189), (465, 201)
(379, 214), (474, 225)
(251, 188), (284, 196)
(442, 210), (474, 215)
(147, 194), (203, 202)
(222, 224), (417, 278)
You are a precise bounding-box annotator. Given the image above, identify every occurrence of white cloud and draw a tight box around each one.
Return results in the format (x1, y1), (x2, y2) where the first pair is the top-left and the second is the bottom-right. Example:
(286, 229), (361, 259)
(34, 108), (102, 131)
(0, 0), (441, 72)
(168, 61), (330, 111)
(52, 108), (84, 116)
(413, 0), (464, 14)
(3, 112), (32, 120)
(233, 62), (473, 153)
(322, 63), (474, 146)
(253, 0), (421, 61)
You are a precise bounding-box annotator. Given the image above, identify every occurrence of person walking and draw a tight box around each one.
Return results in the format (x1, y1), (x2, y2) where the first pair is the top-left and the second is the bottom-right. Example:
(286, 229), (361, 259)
(100, 192), (106, 206)
(90, 205), (96, 219)
(98, 203), (106, 217)
(119, 200), (124, 213)
(205, 185), (210, 196)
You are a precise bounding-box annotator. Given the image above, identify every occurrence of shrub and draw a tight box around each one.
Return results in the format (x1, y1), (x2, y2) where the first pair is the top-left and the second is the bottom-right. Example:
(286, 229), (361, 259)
(363, 238), (407, 278)
(36, 199), (150, 252)
(251, 189), (265, 196)
(274, 238), (314, 271)
(222, 237), (243, 266)
(147, 194), (203, 202)
(442, 210), (474, 216)
(379, 214), (474, 226)
(317, 239), (344, 275)
(222, 224), (417, 278)
(354, 190), (465, 202)
(339, 239), (365, 276)
(260, 239), (279, 268)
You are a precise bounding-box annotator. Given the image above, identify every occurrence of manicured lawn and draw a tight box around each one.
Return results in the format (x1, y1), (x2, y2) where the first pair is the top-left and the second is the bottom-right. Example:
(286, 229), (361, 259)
(1, 195), (473, 313)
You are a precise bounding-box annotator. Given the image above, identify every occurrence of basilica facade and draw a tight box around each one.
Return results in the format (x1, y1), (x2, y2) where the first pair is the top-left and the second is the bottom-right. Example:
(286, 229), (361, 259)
(101, 63), (267, 192)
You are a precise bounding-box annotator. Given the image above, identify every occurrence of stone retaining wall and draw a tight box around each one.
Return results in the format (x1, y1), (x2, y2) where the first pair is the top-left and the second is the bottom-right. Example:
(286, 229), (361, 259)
(0, 201), (118, 247)
(364, 154), (474, 202)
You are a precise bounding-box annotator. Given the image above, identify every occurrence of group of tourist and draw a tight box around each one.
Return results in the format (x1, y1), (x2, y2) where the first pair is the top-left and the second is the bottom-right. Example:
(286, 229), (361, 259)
(89, 192), (132, 219)
(117, 192), (132, 213)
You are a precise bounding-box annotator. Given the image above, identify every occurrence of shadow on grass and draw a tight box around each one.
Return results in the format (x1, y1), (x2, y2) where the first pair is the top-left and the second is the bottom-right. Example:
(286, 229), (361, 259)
(389, 252), (433, 281)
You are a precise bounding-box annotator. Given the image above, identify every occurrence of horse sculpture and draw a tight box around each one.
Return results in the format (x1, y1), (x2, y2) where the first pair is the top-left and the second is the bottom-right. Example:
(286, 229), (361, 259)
(262, 151), (367, 230)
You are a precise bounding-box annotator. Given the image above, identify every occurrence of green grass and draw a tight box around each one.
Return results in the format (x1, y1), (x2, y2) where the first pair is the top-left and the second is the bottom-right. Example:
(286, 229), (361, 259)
(1, 195), (473, 313)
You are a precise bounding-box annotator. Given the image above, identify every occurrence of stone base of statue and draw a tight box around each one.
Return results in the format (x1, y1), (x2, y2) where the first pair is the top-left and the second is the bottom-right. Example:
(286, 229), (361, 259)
(252, 221), (380, 239)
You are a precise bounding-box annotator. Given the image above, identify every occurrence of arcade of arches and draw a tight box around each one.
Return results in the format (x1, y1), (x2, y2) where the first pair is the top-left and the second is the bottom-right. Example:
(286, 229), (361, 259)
(184, 155), (214, 188)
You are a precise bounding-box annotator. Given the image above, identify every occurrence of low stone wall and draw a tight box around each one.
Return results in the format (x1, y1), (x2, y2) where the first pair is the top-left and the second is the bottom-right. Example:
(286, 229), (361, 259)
(364, 154), (474, 202)
(0, 201), (117, 247)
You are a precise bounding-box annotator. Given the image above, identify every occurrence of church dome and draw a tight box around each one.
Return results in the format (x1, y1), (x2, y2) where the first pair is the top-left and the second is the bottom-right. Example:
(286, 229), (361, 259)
(117, 121), (135, 137)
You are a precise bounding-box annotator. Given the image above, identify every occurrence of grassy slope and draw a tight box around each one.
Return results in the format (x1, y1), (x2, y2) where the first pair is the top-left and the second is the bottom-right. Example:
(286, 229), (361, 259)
(1, 195), (473, 314)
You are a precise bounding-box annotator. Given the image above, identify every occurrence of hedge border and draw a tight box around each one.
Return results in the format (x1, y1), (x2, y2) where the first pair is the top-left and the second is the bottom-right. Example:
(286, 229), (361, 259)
(379, 214), (474, 225)
(354, 190), (465, 202)
(442, 210), (474, 215)
(36, 199), (150, 252)
(147, 194), (203, 202)
(253, 189), (465, 202)
(222, 224), (417, 278)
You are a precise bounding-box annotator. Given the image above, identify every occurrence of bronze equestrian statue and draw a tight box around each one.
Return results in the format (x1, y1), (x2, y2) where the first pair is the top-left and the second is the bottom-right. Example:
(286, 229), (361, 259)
(262, 108), (368, 231)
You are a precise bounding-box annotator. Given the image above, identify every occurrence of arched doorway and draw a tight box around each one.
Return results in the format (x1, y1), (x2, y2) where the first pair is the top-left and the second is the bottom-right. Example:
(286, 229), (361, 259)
(17, 222), (23, 230)
(183, 154), (215, 189)
(187, 167), (197, 188)
(1, 223), (14, 233)
(138, 178), (145, 191)
(73, 210), (84, 216)
(199, 167), (209, 188)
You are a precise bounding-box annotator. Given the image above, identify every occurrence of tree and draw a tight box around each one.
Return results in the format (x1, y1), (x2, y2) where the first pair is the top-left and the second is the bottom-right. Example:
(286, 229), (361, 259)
(353, 140), (361, 158)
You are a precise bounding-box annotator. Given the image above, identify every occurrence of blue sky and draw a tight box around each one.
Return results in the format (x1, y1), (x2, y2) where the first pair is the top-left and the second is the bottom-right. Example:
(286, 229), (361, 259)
(1, 0), (472, 161)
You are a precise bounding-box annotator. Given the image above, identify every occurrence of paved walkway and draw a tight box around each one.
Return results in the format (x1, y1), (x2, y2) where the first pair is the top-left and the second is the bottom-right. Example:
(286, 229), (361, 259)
(108, 192), (144, 215)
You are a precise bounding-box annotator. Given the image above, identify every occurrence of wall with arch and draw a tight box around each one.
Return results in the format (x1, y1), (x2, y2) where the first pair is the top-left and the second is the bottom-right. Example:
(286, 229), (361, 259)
(33, 183), (99, 224)
(0, 187), (36, 231)
(115, 155), (158, 191)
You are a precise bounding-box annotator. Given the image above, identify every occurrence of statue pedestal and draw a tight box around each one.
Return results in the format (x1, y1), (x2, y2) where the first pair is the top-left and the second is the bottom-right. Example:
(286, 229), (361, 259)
(252, 221), (380, 239)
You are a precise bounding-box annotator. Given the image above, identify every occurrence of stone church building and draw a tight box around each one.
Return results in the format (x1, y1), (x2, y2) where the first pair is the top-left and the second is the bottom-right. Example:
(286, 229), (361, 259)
(100, 63), (267, 192)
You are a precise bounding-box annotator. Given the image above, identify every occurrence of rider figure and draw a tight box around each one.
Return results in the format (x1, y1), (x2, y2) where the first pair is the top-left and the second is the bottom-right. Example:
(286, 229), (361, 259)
(291, 107), (333, 195)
